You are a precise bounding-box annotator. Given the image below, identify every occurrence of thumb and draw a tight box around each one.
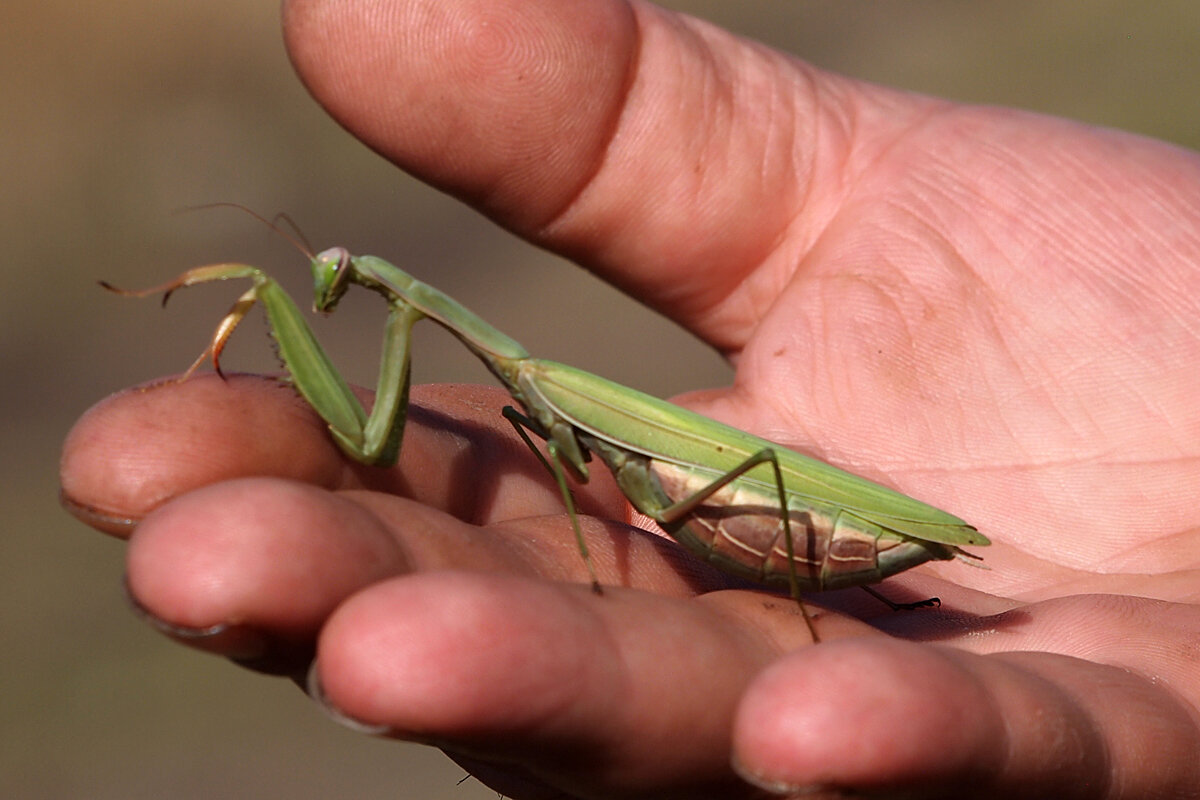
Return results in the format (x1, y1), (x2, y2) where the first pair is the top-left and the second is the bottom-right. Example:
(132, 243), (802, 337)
(283, 0), (636, 232)
(281, 0), (859, 334)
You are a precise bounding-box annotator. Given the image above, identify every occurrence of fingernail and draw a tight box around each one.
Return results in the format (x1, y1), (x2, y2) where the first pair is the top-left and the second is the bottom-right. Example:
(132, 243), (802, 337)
(123, 575), (265, 660)
(60, 489), (140, 536)
(124, 575), (229, 636)
(306, 661), (393, 736)
(732, 755), (847, 798)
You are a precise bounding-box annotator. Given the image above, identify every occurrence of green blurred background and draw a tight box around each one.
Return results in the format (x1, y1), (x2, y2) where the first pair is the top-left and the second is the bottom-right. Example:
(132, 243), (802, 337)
(5, 1), (1197, 797)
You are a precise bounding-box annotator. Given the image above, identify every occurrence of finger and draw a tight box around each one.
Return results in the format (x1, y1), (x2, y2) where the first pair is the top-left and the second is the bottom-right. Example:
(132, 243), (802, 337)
(60, 375), (625, 537)
(119, 474), (645, 668)
(122, 477), (407, 673)
(281, 0), (926, 340)
(732, 636), (1200, 798)
(311, 571), (804, 798)
(61, 375), (339, 535)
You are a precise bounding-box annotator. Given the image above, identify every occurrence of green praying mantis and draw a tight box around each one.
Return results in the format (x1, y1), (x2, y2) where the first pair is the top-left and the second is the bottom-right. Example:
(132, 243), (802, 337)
(104, 218), (988, 642)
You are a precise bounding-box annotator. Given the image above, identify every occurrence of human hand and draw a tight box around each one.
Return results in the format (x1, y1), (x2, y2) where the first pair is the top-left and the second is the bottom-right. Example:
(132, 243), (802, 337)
(62, 1), (1200, 797)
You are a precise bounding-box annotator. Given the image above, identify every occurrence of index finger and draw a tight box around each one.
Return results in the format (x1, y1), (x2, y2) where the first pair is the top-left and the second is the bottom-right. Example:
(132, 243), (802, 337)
(60, 375), (624, 537)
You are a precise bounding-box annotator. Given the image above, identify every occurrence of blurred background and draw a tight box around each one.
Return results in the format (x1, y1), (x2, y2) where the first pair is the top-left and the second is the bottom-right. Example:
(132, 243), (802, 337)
(5, 1), (1198, 797)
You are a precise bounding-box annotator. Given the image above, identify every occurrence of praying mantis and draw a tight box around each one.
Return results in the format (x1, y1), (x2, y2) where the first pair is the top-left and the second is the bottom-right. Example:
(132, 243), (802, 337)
(104, 222), (988, 641)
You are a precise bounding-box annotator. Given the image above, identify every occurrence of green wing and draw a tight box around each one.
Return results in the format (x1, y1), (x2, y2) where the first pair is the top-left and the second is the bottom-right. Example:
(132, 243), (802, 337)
(523, 360), (987, 548)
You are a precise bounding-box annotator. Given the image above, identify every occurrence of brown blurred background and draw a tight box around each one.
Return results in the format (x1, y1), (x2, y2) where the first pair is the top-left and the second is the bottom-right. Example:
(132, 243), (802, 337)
(5, 1), (1197, 797)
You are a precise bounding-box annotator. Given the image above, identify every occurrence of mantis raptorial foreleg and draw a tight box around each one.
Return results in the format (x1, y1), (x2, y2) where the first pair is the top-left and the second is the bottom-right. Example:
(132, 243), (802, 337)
(103, 263), (424, 467)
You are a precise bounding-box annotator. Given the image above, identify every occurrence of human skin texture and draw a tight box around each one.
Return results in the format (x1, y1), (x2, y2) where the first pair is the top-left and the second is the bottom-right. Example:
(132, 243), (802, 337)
(62, 1), (1200, 798)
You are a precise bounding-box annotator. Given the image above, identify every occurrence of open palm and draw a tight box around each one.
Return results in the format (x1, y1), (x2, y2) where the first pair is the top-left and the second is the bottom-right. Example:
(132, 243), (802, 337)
(62, 1), (1200, 797)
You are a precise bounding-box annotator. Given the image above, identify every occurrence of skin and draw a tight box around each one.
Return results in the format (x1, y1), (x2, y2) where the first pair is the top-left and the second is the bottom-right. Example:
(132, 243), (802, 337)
(60, 1), (1200, 797)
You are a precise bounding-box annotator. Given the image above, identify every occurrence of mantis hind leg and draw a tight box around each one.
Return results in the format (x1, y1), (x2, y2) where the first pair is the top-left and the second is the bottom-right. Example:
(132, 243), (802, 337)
(860, 584), (941, 611)
(649, 448), (820, 643)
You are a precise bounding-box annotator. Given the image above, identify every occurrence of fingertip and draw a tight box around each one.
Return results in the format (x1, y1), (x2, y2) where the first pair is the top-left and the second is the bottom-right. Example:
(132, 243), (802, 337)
(314, 572), (600, 736)
(60, 375), (345, 534)
(281, 0), (637, 226)
(732, 638), (1002, 792)
(124, 477), (406, 634)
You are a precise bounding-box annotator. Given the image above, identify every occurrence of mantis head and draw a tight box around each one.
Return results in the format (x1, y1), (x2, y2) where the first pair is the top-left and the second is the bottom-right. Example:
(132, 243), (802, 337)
(312, 246), (353, 313)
